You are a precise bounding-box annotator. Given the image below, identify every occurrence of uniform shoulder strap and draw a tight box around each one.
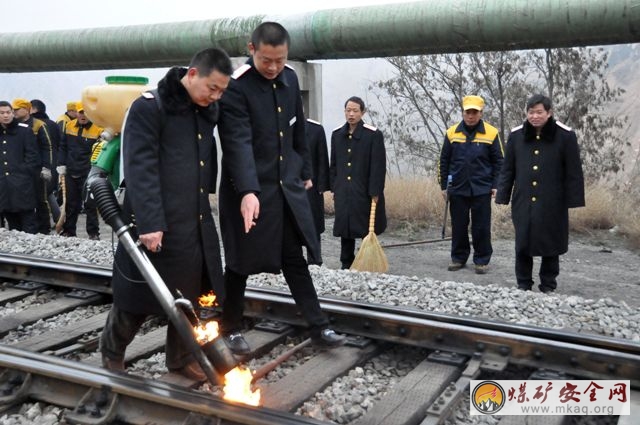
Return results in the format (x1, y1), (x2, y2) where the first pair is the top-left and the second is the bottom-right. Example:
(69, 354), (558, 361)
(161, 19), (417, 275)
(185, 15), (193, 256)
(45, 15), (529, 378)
(142, 89), (165, 131)
(144, 89), (163, 115)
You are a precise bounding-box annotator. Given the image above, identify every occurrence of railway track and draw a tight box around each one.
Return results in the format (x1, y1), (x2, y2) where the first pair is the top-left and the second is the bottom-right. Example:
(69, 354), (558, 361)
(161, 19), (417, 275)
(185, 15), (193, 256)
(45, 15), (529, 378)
(0, 252), (638, 425)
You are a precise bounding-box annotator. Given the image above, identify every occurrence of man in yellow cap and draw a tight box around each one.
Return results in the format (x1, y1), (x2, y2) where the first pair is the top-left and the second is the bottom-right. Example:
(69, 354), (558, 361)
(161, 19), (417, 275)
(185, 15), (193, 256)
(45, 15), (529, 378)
(12, 98), (55, 234)
(438, 95), (504, 274)
(57, 101), (103, 239)
(56, 101), (78, 134)
(0, 100), (39, 233)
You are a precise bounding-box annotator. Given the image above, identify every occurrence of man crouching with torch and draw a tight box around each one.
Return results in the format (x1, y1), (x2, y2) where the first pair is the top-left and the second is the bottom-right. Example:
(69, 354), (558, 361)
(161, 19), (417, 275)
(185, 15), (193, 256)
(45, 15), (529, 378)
(96, 48), (233, 382)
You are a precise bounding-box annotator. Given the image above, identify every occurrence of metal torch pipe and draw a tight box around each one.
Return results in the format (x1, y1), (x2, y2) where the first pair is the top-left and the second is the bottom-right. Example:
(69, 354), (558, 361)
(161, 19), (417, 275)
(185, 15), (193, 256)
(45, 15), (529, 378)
(116, 231), (223, 385)
(88, 177), (233, 385)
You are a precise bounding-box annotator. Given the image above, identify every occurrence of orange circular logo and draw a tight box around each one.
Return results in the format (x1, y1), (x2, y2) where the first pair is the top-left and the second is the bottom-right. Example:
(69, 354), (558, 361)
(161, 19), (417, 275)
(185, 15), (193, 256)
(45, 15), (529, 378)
(471, 381), (505, 414)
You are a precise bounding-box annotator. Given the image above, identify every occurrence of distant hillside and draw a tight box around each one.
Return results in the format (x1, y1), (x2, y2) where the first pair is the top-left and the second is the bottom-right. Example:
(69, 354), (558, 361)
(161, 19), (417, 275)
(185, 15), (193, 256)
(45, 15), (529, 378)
(606, 44), (640, 181)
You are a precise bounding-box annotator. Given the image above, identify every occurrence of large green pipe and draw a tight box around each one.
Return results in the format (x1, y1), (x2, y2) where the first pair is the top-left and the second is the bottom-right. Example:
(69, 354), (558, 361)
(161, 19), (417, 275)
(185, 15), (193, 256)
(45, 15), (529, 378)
(1, 0), (639, 72)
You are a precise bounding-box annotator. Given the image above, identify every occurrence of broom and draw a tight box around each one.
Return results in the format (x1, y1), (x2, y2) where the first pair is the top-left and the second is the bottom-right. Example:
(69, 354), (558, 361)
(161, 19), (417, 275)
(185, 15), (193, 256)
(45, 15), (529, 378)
(55, 175), (67, 234)
(350, 198), (388, 273)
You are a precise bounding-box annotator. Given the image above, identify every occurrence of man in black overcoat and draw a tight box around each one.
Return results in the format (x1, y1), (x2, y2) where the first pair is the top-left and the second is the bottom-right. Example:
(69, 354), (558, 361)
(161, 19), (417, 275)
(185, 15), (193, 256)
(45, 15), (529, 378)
(0, 101), (39, 232)
(305, 118), (330, 265)
(496, 94), (585, 293)
(99, 48), (232, 380)
(330, 96), (386, 269)
(217, 22), (345, 354)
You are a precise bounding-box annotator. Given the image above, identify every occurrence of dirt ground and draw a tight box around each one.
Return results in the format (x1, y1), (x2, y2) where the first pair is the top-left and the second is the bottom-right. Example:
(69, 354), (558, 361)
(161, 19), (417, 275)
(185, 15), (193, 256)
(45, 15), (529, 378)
(319, 217), (640, 310)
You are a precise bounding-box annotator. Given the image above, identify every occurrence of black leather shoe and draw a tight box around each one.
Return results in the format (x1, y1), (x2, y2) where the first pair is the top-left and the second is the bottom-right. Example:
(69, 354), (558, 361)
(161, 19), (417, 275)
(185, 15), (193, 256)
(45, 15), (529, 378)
(312, 329), (346, 347)
(539, 285), (555, 294)
(474, 264), (488, 274)
(447, 262), (465, 271)
(170, 361), (206, 381)
(224, 332), (251, 355)
(101, 354), (125, 372)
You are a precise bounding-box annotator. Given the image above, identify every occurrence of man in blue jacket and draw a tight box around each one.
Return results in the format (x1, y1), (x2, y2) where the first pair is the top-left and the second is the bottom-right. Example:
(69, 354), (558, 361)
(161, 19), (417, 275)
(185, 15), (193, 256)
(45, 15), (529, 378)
(439, 95), (503, 274)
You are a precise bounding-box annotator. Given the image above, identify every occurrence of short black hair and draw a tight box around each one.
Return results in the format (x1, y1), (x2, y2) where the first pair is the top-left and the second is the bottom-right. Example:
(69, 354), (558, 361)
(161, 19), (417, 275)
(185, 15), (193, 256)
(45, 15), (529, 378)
(251, 21), (290, 48)
(526, 94), (552, 111)
(0, 101), (11, 108)
(345, 96), (366, 112)
(30, 99), (46, 113)
(189, 47), (233, 78)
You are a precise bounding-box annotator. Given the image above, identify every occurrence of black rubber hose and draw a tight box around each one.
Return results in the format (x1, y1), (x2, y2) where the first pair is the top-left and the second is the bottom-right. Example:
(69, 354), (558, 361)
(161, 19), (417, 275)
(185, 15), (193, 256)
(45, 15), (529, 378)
(88, 177), (126, 231)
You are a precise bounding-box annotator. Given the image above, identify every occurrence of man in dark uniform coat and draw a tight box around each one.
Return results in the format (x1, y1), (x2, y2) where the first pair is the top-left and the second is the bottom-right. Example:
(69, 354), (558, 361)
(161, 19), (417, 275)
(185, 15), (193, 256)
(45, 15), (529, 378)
(0, 101), (39, 232)
(496, 94), (585, 293)
(305, 118), (330, 266)
(217, 22), (345, 354)
(99, 48), (232, 380)
(330, 96), (386, 269)
(12, 98), (56, 234)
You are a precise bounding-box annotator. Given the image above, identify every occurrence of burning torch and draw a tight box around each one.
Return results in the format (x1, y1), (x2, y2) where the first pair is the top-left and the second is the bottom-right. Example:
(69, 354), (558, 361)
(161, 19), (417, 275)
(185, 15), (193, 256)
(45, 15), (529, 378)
(87, 176), (238, 385)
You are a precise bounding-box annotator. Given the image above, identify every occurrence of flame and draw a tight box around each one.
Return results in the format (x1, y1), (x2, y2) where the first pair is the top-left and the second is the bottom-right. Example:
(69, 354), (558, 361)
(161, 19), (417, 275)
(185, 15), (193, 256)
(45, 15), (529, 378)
(193, 321), (219, 344)
(223, 366), (261, 406)
(198, 291), (218, 308)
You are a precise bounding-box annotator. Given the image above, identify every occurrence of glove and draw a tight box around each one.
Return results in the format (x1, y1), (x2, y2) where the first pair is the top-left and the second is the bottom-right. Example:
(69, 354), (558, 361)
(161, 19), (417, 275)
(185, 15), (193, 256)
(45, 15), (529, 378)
(40, 167), (52, 181)
(56, 165), (67, 176)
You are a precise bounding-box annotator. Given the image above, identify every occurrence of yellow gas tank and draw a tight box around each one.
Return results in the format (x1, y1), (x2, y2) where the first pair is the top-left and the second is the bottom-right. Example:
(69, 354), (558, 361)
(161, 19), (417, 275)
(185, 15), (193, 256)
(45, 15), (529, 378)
(81, 76), (151, 135)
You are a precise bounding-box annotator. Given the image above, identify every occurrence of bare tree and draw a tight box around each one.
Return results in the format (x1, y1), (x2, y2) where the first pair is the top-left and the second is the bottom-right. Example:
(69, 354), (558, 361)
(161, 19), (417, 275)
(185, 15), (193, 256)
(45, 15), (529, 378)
(368, 47), (628, 181)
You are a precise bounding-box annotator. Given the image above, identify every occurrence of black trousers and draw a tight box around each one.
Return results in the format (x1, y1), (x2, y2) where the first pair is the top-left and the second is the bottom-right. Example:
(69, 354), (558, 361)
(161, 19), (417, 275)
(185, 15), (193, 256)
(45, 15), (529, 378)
(449, 194), (493, 265)
(515, 251), (559, 291)
(63, 174), (100, 236)
(306, 232), (323, 266)
(340, 237), (356, 269)
(34, 177), (56, 234)
(100, 305), (194, 370)
(221, 206), (329, 336)
(5, 210), (37, 234)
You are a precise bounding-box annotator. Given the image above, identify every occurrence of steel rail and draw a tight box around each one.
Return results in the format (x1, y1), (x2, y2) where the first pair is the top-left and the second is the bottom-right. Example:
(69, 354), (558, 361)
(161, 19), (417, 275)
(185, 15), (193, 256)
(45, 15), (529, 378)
(0, 252), (112, 294)
(1, 253), (638, 386)
(0, 345), (328, 425)
(242, 288), (640, 386)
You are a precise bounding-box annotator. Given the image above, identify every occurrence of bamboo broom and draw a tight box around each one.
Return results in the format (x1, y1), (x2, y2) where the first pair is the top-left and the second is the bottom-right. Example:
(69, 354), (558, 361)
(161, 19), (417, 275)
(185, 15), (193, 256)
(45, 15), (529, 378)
(55, 175), (67, 234)
(350, 198), (388, 273)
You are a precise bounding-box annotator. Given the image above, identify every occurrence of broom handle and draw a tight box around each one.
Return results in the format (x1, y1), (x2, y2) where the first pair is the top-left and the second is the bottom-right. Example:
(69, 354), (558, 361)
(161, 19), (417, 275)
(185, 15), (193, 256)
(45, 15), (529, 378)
(368, 199), (377, 233)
